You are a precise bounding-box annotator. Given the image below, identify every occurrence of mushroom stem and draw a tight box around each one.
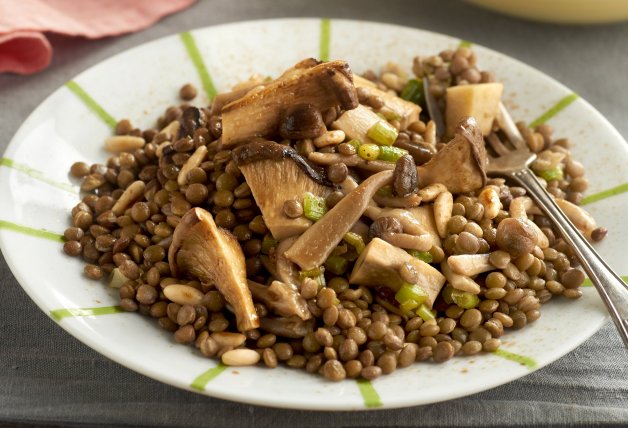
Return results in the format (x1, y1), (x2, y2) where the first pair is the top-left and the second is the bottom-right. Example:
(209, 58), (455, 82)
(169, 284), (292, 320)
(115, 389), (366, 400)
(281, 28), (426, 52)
(285, 170), (394, 270)
(380, 232), (433, 251)
(364, 207), (429, 236)
(372, 193), (422, 208)
(555, 198), (597, 237)
(447, 254), (495, 276)
(308, 152), (394, 172)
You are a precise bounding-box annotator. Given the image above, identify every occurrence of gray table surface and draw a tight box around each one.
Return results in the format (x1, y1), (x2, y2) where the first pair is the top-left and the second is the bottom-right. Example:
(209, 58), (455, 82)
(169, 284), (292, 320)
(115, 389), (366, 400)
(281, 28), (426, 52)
(1, 0), (627, 426)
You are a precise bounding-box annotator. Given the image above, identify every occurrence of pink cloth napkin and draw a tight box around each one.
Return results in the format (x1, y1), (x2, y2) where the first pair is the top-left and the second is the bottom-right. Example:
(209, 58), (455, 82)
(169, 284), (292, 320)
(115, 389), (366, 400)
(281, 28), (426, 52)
(0, 0), (196, 75)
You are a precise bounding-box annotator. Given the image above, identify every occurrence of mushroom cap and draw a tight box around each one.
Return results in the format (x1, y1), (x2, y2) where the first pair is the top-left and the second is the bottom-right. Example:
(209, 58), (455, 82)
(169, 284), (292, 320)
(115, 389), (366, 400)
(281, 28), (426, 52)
(418, 116), (488, 193)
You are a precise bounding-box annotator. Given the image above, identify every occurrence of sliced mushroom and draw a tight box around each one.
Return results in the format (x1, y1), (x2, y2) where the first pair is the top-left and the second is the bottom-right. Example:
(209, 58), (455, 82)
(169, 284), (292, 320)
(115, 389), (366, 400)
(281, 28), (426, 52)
(372, 193), (422, 208)
(440, 260), (481, 295)
(447, 254), (495, 276)
(406, 206), (442, 247)
(232, 140), (333, 240)
(369, 216), (432, 251)
(348, 237), (446, 308)
(353, 75), (421, 129)
(168, 208), (259, 331)
(247, 280), (311, 320)
(364, 207), (429, 237)
(331, 104), (381, 145)
(279, 103), (326, 140)
(285, 170), (393, 270)
(221, 60), (358, 146)
(259, 316), (316, 338)
(417, 117), (488, 193)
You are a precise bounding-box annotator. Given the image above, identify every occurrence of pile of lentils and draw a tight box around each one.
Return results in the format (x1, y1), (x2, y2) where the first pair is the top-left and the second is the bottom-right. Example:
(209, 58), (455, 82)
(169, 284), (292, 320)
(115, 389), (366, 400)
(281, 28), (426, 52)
(63, 49), (606, 381)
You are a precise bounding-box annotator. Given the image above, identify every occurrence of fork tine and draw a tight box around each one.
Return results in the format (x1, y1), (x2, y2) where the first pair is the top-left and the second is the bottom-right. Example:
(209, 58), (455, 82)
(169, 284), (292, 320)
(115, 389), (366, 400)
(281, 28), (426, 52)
(486, 133), (510, 156)
(422, 77), (446, 138)
(497, 102), (527, 150)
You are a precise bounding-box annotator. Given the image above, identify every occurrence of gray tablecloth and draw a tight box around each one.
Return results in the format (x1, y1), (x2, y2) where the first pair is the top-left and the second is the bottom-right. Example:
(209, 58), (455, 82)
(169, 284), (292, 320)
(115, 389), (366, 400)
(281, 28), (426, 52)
(1, 1), (627, 426)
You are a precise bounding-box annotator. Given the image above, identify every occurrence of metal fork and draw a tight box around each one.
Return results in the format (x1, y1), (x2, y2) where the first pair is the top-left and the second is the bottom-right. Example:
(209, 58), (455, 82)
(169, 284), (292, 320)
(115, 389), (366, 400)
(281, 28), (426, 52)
(486, 103), (628, 347)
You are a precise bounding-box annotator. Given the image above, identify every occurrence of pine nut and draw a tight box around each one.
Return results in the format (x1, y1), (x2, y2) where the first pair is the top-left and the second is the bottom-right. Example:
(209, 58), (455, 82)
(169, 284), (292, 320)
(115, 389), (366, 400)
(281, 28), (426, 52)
(221, 349), (260, 366)
(112, 180), (145, 215)
(178, 145), (208, 186)
(104, 135), (145, 153)
(163, 284), (204, 306)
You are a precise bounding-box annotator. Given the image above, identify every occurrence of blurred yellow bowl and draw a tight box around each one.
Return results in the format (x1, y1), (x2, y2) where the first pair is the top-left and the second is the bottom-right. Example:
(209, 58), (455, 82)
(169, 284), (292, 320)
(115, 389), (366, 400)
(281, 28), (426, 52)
(467, 0), (628, 24)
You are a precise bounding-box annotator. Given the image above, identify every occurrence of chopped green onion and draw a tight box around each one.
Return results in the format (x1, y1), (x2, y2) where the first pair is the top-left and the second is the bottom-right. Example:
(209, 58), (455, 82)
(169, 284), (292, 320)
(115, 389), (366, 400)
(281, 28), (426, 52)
(376, 185), (393, 197)
(346, 139), (361, 151)
(303, 192), (327, 221)
(343, 232), (365, 254)
(537, 167), (564, 182)
(299, 266), (325, 278)
(261, 234), (278, 255)
(300, 266), (326, 288)
(378, 145), (408, 162)
(399, 299), (419, 314)
(451, 289), (480, 309)
(358, 143), (381, 160)
(324, 255), (348, 275)
(442, 285), (455, 304)
(416, 304), (436, 321)
(376, 112), (387, 120)
(400, 79), (425, 107)
(407, 249), (433, 263)
(367, 121), (398, 146)
(395, 283), (428, 306)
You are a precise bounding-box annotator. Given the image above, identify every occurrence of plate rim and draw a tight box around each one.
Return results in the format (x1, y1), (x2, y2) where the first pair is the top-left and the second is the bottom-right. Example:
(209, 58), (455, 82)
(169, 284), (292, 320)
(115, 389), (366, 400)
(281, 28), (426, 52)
(0, 17), (622, 411)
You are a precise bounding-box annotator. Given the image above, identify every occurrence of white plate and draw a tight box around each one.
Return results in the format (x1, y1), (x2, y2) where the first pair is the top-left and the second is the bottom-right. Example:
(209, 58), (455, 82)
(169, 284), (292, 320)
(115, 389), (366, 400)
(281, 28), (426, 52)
(1, 18), (626, 410)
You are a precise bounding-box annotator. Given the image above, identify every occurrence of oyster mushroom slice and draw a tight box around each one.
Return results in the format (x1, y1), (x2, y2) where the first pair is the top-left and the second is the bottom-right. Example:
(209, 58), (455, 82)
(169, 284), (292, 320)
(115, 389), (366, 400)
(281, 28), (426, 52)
(353, 75), (421, 130)
(349, 237), (446, 308)
(285, 170), (394, 271)
(168, 208), (259, 332)
(221, 60), (359, 146)
(417, 117), (488, 193)
(247, 280), (311, 320)
(232, 140), (333, 241)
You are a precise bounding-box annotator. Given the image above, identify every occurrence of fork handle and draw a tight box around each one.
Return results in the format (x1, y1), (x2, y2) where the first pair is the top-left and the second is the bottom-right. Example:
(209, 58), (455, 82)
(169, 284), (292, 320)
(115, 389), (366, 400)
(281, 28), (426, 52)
(510, 168), (628, 348)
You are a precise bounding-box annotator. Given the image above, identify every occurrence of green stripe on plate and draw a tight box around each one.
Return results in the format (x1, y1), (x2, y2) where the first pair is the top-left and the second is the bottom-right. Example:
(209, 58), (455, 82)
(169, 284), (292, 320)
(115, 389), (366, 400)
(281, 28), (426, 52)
(0, 157), (77, 194)
(581, 182), (628, 205)
(50, 306), (124, 322)
(319, 18), (331, 61)
(180, 32), (217, 100)
(459, 39), (473, 48)
(0, 220), (64, 242)
(582, 276), (628, 287)
(356, 379), (382, 408)
(65, 80), (117, 129)
(494, 349), (537, 370)
(190, 363), (228, 391)
(529, 93), (579, 128)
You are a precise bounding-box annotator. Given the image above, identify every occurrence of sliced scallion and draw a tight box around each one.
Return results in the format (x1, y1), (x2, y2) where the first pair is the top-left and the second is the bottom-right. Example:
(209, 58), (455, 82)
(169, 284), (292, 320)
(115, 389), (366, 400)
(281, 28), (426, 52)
(343, 232), (365, 254)
(378, 145), (408, 162)
(303, 192), (327, 221)
(451, 289), (480, 309)
(400, 78), (425, 107)
(324, 255), (348, 275)
(395, 283), (428, 306)
(367, 120), (398, 146)
(407, 249), (433, 263)
(358, 143), (381, 160)
(416, 304), (436, 321)
(538, 167), (564, 182)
